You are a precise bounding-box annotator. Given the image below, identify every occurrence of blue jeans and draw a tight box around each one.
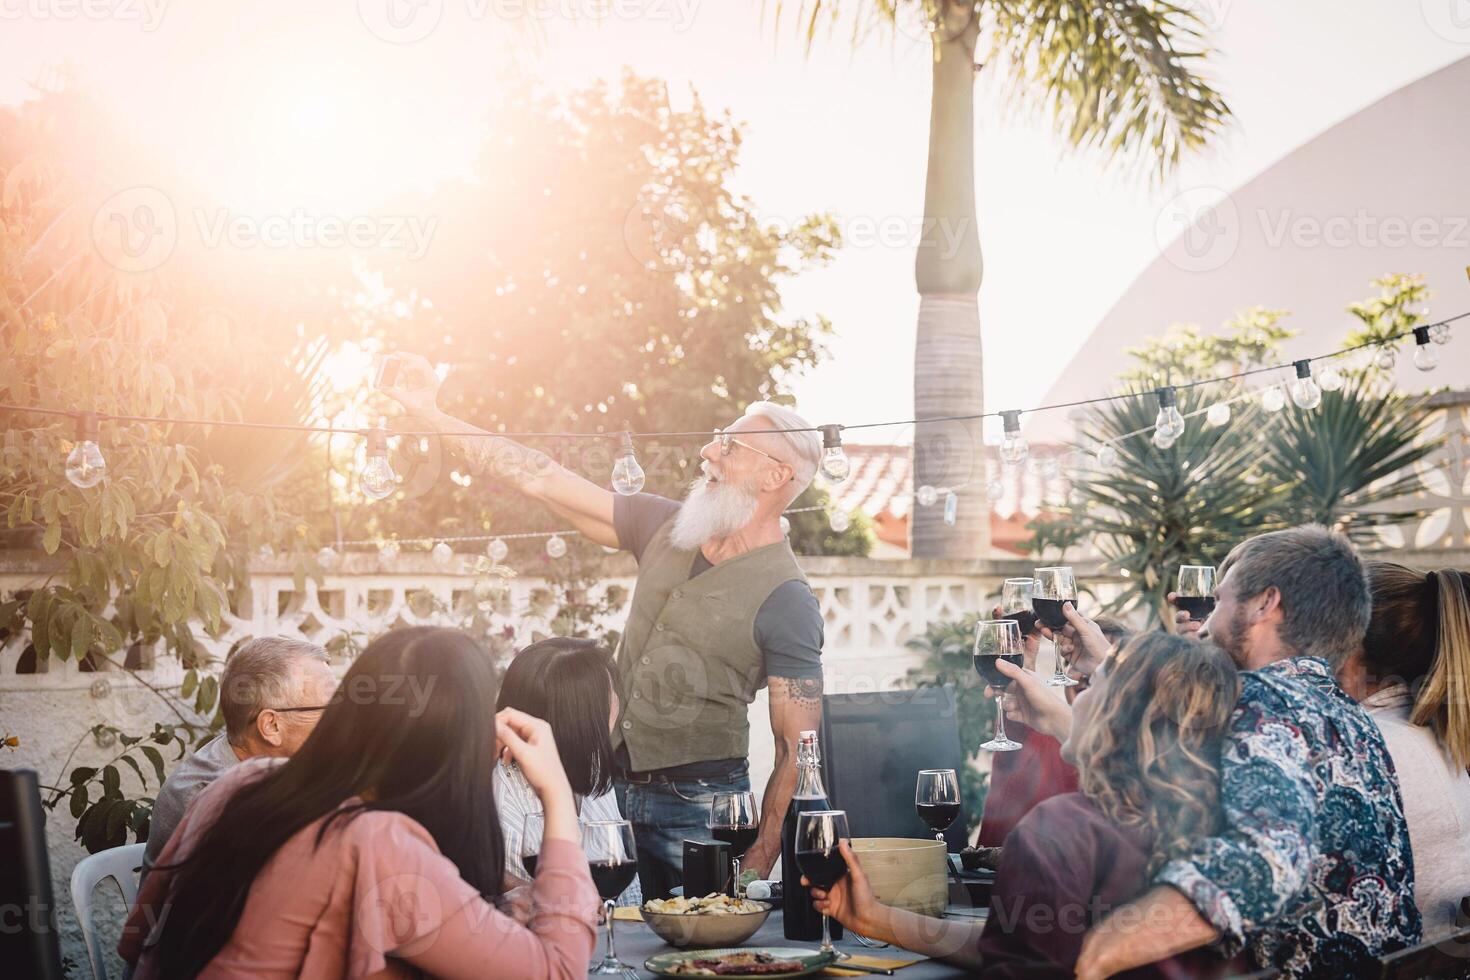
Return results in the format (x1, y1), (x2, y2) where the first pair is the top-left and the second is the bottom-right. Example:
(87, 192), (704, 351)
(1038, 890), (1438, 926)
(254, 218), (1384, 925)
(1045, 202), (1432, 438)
(615, 762), (751, 900)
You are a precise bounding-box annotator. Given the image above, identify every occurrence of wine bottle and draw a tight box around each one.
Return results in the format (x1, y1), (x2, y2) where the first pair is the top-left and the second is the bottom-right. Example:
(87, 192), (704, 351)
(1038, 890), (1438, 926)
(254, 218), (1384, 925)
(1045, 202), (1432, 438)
(781, 730), (843, 941)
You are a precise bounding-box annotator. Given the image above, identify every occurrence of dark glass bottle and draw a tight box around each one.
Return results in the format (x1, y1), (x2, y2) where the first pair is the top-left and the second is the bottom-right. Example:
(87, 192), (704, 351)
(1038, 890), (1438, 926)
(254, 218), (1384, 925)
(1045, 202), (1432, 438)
(781, 730), (842, 941)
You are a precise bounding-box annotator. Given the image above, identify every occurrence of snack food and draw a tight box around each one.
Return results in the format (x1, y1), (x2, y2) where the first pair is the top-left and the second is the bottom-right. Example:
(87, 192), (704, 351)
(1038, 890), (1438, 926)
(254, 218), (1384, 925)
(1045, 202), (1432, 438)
(666, 951), (805, 975)
(643, 894), (767, 916)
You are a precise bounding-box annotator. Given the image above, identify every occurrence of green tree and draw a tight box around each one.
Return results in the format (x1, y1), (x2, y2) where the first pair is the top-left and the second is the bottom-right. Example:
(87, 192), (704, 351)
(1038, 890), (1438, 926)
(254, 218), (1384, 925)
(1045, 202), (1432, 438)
(771, 1), (1230, 557)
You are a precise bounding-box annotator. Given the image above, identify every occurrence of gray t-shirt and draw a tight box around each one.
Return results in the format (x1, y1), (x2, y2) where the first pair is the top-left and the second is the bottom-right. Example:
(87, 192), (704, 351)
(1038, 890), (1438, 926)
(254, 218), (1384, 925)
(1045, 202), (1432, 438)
(140, 733), (240, 883)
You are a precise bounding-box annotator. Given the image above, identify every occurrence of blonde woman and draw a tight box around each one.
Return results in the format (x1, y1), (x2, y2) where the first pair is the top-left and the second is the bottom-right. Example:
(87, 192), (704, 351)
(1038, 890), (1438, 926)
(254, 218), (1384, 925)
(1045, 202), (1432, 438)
(1338, 562), (1470, 936)
(805, 633), (1239, 977)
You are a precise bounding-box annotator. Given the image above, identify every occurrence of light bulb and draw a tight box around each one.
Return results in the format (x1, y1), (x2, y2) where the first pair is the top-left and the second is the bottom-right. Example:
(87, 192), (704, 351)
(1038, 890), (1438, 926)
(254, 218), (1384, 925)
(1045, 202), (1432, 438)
(487, 538), (509, 563)
(777, 516), (790, 538)
(1413, 326), (1437, 371)
(1375, 347), (1396, 370)
(818, 425), (850, 483)
(1206, 402), (1231, 427)
(1318, 366), (1344, 391)
(1289, 361), (1321, 409)
(1096, 444), (1119, 469)
(316, 546), (339, 569)
(1152, 428), (1178, 450)
(986, 478), (1005, 501)
(431, 542), (455, 568)
(828, 509), (851, 533)
(545, 534), (567, 559)
(65, 412), (106, 489)
(1261, 386), (1286, 412)
(943, 490), (958, 526)
(359, 428), (397, 500)
(611, 432), (645, 495)
(999, 409), (1028, 465)
(916, 484), (938, 507)
(378, 540), (400, 563)
(1431, 323), (1450, 346)
(1153, 388), (1185, 440)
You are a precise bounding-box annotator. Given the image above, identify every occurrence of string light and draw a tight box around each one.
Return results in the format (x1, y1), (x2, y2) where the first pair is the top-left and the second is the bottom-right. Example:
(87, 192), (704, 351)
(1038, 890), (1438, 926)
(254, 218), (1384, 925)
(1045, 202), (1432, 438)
(544, 534), (568, 559)
(1289, 360), (1322, 410)
(1261, 386), (1287, 412)
(377, 540), (400, 563)
(916, 485), (938, 507)
(64, 412), (105, 489)
(986, 477), (1006, 501)
(1000, 410), (1028, 464)
(818, 425), (850, 483)
(611, 431), (646, 495)
(1318, 365), (1344, 391)
(943, 490), (958, 526)
(1413, 326), (1438, 372)
(316, 546), (339, 569)
(487, 537), (510, 563)
(1376, 346), (1397, 370)
(431, 541), (455, 568)
(1206, 402), (1231, 427)
(1095, 444), (1120, 469)
(828, 509), (851, 533)
(359, 427), (398, 500)
(1153, 388), (1186, 447)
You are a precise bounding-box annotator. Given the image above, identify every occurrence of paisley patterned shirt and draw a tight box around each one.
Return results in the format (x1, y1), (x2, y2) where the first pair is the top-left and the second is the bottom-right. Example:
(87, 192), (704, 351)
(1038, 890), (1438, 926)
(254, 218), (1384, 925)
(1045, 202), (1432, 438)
(1155, 656), (1421, 978)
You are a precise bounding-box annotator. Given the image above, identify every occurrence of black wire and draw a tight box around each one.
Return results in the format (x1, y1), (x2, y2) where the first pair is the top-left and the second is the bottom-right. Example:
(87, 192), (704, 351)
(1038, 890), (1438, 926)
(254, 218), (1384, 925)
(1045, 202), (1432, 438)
(1, 311), (1461, 439)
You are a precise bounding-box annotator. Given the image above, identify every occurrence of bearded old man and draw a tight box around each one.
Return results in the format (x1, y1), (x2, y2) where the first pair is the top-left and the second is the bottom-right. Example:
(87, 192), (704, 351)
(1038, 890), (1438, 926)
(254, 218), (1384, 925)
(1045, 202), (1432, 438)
(384, 354), (826, 899)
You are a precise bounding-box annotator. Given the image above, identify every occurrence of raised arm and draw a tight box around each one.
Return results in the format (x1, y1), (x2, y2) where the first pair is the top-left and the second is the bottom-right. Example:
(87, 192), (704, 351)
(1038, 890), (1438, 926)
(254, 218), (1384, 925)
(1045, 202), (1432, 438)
(380, 353), (618, 548)
(1075, 681), (1318, 978)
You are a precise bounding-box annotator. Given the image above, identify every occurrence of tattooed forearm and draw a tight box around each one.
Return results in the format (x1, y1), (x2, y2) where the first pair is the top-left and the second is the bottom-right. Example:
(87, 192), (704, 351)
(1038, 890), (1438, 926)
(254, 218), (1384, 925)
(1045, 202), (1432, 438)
(447, 432), (557, 488)
(778, 676), (824, 711)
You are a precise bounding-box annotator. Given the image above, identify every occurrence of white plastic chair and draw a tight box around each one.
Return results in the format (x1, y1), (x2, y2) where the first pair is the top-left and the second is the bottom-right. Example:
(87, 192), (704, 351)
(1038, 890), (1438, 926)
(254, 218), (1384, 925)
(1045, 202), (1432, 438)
(70, 842), (145, 980)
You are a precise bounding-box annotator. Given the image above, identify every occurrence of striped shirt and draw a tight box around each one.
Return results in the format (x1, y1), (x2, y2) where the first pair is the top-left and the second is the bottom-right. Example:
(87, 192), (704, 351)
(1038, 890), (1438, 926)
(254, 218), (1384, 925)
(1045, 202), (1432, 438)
(495, 761), (642, 907)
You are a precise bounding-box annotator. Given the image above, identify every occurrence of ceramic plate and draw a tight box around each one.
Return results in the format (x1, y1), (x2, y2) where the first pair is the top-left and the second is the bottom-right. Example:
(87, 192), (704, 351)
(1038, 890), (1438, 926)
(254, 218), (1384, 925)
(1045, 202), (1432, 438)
(643, 946), (837, 978)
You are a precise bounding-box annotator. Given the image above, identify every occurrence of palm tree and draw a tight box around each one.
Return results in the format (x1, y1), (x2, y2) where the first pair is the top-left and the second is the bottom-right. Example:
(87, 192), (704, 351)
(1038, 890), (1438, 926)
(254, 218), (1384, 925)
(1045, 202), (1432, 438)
(768, 1), (1231, 557)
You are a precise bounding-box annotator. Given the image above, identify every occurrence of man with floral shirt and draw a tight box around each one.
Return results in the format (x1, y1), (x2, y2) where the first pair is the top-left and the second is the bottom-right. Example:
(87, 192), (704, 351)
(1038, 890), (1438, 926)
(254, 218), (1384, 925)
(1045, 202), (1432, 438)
(1076, 526), (1420, 980)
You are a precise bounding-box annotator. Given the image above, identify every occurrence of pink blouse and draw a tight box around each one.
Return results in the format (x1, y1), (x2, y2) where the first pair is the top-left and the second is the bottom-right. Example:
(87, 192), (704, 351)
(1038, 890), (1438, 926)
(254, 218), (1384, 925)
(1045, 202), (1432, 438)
(119, 760), (599, 979)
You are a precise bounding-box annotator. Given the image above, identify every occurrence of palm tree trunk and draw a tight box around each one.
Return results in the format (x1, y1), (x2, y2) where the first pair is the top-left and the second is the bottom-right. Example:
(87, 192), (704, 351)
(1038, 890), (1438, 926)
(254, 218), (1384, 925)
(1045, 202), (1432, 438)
(910, 8), (987, 559)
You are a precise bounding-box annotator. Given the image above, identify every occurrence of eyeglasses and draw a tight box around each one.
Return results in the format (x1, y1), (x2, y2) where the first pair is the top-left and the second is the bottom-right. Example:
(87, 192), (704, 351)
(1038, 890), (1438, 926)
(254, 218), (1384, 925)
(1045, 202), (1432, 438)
(713, 429), (795, 483)
(253, 704), (331, 721)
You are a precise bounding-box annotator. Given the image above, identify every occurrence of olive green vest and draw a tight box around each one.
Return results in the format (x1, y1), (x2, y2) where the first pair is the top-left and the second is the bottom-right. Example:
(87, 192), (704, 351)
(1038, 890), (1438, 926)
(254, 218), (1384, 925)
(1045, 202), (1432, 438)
(612, 516), (809, 772)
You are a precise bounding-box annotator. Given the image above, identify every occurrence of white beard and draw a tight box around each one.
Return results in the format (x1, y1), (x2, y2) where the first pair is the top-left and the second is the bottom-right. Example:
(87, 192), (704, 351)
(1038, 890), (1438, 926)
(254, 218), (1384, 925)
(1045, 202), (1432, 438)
(669, 472), (760, 551)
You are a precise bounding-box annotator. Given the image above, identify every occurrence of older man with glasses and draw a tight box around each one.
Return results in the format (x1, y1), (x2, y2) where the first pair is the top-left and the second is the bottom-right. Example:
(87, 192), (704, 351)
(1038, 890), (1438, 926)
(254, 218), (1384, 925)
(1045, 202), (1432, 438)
(139, 636), (336, 888)
(384, 354), (828, 899)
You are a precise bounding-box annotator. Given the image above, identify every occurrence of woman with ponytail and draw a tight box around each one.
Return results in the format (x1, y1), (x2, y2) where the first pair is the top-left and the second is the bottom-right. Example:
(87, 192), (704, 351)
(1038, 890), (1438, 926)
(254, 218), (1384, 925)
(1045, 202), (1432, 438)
(1339, 562), (1470, 935)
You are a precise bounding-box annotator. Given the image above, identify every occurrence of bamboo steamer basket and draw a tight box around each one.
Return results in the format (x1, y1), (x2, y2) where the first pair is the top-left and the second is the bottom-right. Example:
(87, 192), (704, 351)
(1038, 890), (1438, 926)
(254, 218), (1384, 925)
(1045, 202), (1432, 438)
(849, 837), (947, 916)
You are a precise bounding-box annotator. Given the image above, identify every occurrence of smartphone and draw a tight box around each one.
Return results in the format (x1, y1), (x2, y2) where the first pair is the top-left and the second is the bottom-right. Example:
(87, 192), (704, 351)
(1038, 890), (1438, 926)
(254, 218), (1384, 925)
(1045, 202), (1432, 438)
(374, 355), (401, 390)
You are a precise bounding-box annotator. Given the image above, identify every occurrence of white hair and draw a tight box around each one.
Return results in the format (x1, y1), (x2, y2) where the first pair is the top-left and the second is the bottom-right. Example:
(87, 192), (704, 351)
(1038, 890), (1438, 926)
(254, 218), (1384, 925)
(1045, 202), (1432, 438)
(741, 401), (821, 497)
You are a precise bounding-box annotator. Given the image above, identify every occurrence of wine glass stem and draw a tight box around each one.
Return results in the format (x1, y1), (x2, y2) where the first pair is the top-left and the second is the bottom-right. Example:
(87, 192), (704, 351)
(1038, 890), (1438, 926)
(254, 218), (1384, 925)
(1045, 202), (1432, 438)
(821, 913), (833, 953)
(731, 856), (742, 899)
(602, 898), (618, 965)
(995, 699), (1009, 743)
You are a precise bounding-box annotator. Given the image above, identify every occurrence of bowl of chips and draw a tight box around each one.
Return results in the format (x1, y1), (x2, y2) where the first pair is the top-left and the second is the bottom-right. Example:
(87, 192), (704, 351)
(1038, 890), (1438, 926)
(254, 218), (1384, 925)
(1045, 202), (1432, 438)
(641, 894), (772, 948)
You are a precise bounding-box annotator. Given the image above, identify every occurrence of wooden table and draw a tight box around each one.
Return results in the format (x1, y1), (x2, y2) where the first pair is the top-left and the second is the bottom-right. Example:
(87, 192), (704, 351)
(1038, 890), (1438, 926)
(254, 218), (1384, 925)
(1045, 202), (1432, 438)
(609, 908), (983, 978)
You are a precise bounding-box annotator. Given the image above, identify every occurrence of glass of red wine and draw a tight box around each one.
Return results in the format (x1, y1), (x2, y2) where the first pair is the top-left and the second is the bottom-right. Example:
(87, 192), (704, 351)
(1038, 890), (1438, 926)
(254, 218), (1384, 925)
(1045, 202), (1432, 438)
(710, 791), (759, 898)
(519, 812), (544, 880)
(1033, 566), (1079, 688)
(795, 809), (851, 958)
(1176, 565), (1218, 625)
(999, 578), (1038, 637)
(915, 769), (960, 842)
(974, 619), (1024, 752)
(583, 819), (640, 979)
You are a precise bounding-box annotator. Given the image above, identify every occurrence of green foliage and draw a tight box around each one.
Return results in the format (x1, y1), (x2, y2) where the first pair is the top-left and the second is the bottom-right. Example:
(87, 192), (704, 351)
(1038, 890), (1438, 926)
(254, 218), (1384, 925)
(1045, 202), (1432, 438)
(904, 614), (995, 836)
(1049, 276), (1444, 623)
(50, 723), (199, 852)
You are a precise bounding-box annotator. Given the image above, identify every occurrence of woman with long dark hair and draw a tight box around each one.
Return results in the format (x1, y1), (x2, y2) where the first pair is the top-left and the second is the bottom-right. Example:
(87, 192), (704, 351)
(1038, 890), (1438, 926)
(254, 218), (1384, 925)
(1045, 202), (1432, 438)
(494, 637), (640, 904)
(119, 627), (598, 978)
(805, 632), (1238, 977)
(1339, 562), (1470, 935)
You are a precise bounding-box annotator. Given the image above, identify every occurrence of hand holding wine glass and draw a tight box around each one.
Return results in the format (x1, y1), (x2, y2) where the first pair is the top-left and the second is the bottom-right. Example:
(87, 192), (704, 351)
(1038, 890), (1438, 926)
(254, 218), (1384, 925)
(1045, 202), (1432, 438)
(804, 839), (880, 939)
(1033, 568), (1079, 687)
(795, 810), (851, 957)
(974, 620), (1025, 751)
(1170, 565), (1217, 635)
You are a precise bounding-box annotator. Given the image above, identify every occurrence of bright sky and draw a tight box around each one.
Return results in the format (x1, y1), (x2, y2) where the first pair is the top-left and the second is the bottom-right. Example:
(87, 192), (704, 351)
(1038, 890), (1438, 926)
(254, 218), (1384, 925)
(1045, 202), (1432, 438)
(2, 0), (1465, 438)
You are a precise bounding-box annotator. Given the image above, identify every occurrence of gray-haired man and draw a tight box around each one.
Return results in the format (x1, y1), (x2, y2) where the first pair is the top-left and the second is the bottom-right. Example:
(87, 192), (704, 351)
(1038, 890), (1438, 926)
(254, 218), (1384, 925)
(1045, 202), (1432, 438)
(385, 354), (828, 899)
(140, 637), (335, 883)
